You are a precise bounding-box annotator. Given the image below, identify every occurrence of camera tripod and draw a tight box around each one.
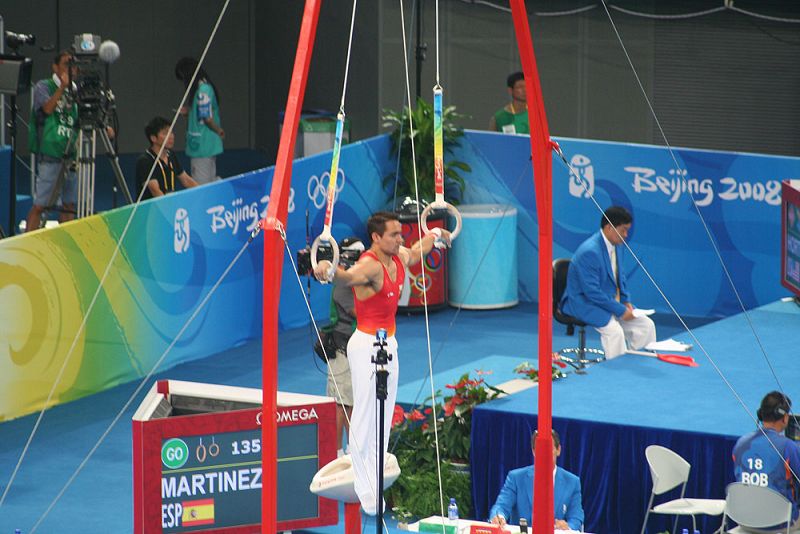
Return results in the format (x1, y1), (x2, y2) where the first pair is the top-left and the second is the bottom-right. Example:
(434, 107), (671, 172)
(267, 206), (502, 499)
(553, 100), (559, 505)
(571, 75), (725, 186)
(45, 121), (132, 220)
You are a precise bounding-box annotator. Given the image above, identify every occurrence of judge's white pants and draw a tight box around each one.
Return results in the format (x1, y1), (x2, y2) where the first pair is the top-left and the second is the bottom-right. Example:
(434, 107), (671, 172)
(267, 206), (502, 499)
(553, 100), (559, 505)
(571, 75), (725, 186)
(595, 314), (656, 359)
(346, 329), (399, 515)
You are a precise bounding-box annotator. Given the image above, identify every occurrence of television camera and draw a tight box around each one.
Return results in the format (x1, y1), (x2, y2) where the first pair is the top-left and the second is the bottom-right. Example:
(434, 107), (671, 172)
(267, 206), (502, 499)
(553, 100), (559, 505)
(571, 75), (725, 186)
(41, 33), (132, 220)
(297, 239), (363, 275)
(0, 30), (35, 236)
(69, 33), (120, 130)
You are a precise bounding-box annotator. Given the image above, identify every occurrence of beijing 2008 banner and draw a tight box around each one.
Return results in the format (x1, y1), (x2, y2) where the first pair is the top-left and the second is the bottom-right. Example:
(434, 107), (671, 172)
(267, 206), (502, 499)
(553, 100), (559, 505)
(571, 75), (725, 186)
(0, 136), (394, 421)
(2, 130), (798, 421)
(452, 131), (800, 318)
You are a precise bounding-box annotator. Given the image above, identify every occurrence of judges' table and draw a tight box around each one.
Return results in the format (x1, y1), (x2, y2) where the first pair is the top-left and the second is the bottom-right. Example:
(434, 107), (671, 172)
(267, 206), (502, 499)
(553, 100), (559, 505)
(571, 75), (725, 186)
(470, 387), (737, 534)
(408, 516), (584, 534)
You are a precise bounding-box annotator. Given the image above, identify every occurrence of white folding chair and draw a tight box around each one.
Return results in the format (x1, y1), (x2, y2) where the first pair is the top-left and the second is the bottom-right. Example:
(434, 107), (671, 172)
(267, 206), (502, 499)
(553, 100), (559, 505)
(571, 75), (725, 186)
(640, 445), (726, 534)
(721, 482), (793, 533)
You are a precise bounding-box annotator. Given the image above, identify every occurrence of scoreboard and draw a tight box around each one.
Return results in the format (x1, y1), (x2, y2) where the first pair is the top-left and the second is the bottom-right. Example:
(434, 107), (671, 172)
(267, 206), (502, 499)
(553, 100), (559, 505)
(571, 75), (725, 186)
(132, 380), (338, 533)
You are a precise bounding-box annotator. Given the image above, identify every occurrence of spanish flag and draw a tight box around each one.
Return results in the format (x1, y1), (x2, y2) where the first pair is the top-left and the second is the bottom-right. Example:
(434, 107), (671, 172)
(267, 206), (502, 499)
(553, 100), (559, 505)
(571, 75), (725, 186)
(182, 498), (215, 527)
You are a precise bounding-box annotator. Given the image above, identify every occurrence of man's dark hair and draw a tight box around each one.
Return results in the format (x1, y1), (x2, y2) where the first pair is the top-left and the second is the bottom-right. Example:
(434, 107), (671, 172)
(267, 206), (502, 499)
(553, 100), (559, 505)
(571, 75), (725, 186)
(145, 116), (171, 143)
(367, 211), (400, 240)
(53, 49), (73, 65)
(532, 429), (561, 449)
(601, 206), (633, 229)
(758, 391), (792, 423)
(507, 71), (524, 89)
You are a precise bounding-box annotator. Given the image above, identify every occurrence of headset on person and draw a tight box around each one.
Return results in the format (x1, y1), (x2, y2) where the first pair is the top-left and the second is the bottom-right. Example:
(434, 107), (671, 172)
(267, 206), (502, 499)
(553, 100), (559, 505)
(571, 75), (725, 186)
(757, 391), (791, 423)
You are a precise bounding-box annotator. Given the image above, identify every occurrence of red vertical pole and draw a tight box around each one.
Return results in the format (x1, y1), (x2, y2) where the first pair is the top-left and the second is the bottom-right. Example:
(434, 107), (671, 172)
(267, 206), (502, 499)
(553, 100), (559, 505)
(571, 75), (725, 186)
(344, 502), (362, 534)
(261, 1), (322, 532)
(509, 1), (554, 533)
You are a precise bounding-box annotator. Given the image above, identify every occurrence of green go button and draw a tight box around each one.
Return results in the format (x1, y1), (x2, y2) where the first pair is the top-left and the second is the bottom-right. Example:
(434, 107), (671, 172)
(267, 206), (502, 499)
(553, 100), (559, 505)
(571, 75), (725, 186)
(161, 438), (189, 469)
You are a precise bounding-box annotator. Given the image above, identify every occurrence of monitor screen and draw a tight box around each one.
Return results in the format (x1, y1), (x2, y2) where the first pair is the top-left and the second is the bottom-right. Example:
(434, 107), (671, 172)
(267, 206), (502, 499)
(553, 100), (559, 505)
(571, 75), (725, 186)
(782, 180), (800, 297)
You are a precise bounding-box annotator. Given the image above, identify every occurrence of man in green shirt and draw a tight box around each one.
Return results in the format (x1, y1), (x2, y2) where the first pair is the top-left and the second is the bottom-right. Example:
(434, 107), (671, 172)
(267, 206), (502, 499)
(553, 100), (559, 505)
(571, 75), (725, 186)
(489, 71), (529, 135)
(26, 50), (79, 232)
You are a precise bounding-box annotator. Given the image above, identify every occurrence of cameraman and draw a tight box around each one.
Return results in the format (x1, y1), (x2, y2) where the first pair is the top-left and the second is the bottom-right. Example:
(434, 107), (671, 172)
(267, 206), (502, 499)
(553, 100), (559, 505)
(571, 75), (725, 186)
(26, 50), (78, 232)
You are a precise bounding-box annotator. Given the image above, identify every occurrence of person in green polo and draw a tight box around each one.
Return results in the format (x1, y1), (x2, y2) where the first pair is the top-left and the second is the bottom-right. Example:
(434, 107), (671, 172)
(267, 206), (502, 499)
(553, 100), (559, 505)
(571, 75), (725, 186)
(26, 50), (79, 232)
(175, 57), (224, 184)
(489, 71), (529, 135)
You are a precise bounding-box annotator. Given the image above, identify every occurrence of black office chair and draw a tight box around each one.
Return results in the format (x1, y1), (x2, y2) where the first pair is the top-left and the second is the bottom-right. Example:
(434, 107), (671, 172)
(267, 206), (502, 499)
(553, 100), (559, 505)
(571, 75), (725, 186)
(552, 258), (604, 373)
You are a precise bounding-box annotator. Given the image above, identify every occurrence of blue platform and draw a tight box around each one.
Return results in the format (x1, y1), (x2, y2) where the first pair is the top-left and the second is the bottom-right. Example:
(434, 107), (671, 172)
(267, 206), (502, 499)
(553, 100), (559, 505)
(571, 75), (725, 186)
(1, 299), (796, 532)
(471, 299), (800, 534)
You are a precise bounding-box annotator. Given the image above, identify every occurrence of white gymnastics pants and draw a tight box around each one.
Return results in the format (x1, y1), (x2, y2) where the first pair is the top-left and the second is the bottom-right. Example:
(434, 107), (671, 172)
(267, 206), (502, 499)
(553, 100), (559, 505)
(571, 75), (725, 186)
(346, 329), (399, 515)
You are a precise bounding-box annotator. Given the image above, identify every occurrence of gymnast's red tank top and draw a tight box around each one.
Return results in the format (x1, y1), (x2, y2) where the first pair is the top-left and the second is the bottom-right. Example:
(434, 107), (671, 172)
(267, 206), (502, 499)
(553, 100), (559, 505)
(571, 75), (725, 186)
(353, 250), (404, 336)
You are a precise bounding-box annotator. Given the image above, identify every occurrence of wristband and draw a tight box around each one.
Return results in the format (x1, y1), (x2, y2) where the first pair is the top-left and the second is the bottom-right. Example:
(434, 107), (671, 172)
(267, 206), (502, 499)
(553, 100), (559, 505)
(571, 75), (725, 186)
(428, 227), (449, 249)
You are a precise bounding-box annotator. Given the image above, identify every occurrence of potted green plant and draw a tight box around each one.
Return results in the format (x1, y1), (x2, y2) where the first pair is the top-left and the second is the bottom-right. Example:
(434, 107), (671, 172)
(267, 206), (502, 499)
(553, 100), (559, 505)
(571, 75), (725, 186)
(383, 97), (472, 208)
(386, 370), (503, 521)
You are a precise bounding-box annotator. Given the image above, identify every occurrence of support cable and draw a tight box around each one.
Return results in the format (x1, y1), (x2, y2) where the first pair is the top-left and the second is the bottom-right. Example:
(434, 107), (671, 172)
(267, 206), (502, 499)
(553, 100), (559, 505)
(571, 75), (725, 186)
(30, 221), (250, 532)
(548, 1), (800, 487)
(554, 149), (800, 490)
(599, 0), (786, 397)
(398, 0), (448, 522)
(0, 0), (232, 513)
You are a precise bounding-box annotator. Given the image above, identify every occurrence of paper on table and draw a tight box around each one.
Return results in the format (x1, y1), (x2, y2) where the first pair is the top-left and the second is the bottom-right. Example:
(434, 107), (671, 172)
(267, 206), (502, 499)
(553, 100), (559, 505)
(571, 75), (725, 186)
(645, 338), (693, 352)
(631, 308), (655, 318)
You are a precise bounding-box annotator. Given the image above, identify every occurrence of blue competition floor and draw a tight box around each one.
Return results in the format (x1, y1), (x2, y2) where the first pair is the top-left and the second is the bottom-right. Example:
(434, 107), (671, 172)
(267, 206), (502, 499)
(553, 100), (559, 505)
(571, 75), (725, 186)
(470, 299), (800, 534)
(2, 299), (792, 532)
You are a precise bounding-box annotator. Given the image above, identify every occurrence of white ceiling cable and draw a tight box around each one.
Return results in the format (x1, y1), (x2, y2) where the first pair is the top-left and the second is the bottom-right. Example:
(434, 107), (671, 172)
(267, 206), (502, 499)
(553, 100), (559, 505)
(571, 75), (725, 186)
(460, 0), (800, 23)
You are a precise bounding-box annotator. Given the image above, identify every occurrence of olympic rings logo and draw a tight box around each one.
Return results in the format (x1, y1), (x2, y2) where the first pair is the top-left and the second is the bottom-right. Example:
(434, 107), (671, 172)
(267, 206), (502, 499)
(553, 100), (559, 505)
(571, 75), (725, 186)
(425, 248), (443, 272)
(307, 169), (346, 209)
(413, 273), (433, 293)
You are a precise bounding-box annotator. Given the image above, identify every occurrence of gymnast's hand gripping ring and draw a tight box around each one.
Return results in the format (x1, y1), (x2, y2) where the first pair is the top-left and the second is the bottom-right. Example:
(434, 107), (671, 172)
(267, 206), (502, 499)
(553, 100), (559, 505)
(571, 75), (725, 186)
(421, 201), (462, 242)
(310, 233), (339, 284)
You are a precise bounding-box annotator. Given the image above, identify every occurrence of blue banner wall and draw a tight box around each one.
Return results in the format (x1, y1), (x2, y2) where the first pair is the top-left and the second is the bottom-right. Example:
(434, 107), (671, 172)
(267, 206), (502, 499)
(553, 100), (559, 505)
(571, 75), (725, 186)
(4, 130), (797, 419)
(0, 136), (394, 420)
(119, 134), (393, 339)
(451, 131), (800, 318)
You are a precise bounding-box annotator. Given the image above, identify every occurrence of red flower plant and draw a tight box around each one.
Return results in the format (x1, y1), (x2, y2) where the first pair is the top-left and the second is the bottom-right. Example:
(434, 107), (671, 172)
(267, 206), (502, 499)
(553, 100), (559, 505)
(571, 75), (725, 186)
(392, 404), (406, 427)
(407, 409), (426, 422)
(443, 395), (465, 417)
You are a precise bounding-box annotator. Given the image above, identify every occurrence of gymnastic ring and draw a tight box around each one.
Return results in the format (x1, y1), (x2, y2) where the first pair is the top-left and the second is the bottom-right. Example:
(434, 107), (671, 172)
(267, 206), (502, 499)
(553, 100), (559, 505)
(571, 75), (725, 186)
(421, 202), (462, 241)
(196, 439), (207, 463)
(208, 438), (220, 458)
(310, 234), (339, 284)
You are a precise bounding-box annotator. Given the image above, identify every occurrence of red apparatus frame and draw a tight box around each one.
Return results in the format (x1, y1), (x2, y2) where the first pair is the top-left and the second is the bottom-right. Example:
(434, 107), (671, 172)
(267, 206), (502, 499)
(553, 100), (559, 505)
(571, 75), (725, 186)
(260, 1), (555, 532)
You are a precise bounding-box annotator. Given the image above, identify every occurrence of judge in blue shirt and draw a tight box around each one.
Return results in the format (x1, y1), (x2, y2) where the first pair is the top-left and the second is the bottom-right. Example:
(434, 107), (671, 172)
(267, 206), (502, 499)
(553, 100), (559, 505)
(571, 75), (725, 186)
(559, 206), (656, 359)
(489, 430), (584, 531)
